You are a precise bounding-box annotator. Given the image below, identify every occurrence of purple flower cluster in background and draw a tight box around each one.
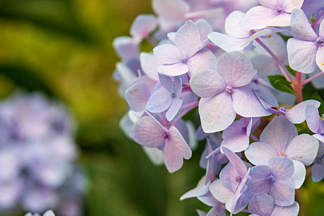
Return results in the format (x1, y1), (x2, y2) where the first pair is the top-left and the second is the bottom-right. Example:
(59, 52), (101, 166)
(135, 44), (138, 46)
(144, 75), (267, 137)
(113, 0), (324, 215)
(0, 92), (86, 216)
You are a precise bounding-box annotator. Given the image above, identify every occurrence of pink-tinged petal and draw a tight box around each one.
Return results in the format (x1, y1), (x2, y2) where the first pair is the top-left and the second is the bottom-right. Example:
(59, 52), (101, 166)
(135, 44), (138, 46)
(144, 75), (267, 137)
(208, 32), (252, 52)
(285, 100), (320, 123)
(316, 46), (324, 73)
(166, 97), (182, 121)
(260, 115), (298, 153)
(140, 52), (161, 81)
(146, 88), (172, 113)
(287, 39), (317, 74)
(152, 0), (189, 19)
(285, 134), (319, 165)
(268, 157), (294, 179)
(269, 179), (295, 206)
(221, 130), (249, 153)
(240, 6), (277, 29)
(209, 179), (234, 203)
(232, 86), (272, 117)
(305, 104), (321, 133)
(153, 44), (182, 64)
(311, 163), (324, 182)
(245, 142), (278, 165)
(258, 0), (277, 8)
(216, 52), (254, 87)
(225, 11), (250, 38)
(199, 92), (236, 133)
(157, 63), (189, 76)
(130, 116), (166, 148)
(282, 0), (304, 12)
(163, 126), (192, 173)
(290, 9), (317, 40)
(220, 163), (240, 192)
(271, 202), (300, 216)
(186, 48), (217, 77)
(267, 12), (291, 27)
(222, 146), (247, 177)
(113, 36), (139, 59)
(130, 15), (157, 42)
(249, 193), (275, 216)
(174, 20), (201, 57)
(125, 82), (151, 112)
(195, 19), (213, 41)
(290, 160), (306, 189)
(320, 19), (324, 38)
(190, 69), (226, 98)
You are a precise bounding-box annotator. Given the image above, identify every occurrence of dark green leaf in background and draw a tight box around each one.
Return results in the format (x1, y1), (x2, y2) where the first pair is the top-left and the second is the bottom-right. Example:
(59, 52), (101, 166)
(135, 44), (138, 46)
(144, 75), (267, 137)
(268, 74), (294, 94)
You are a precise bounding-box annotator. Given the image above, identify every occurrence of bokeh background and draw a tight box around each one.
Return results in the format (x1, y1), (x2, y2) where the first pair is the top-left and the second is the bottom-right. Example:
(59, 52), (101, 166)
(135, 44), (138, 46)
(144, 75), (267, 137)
(1, 0), (324, 215)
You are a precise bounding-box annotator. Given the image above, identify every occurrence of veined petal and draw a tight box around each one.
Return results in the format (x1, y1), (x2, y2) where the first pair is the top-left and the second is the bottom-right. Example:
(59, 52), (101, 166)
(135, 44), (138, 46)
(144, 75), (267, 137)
(130, 116), (166, 147)
(159, 74), (176, 93)
(248, 193), (275, 216)
(209, 179), (233, 203)
(250, 165), (271, 179)
(166, 97), (182, 121)
(271, 202), (300, 216)
(290, 160), (306, 189)
(291, 9), (317, 40)
(225, 11), (250, 38)
(153, 44), (182, 64)
(140, 52), (160, 81)
(240, 6), (277, 29)
(287, 38), (317, 74)
(125, 82), (151, 112)
(190, 69), (226, 98)
(268, 157), (294, 179)
(245, 142), (278, 165)
(157, 63), (189, 76)
(208, 32), (251, 52)
(146, 88), (172, 113)
(199, 92), (236, 133)
(174, 20), (201, 57)
(268, 12), (291, 27)
(260, 115), (298, 153)
(186, 48), (217, 77)
(305, 105), (321, 133)
(285, 100), (320, 124)
(316, 46), (324, 73)
(270, 179), (295, 206)
(216, 52), (254, 87)
(285, 134), (319, 165)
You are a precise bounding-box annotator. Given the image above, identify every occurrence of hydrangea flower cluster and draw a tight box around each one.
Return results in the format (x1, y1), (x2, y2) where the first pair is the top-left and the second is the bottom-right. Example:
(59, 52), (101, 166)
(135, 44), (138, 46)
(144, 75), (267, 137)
(113, 0), (324, 215)
(0, 92), (85, 216)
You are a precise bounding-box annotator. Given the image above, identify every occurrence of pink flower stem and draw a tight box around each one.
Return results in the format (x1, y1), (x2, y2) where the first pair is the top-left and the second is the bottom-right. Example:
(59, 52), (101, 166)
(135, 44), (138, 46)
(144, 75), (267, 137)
(302, 72), (324, 86)
(171, 101), (199, 127)
(293, 72), (303, 103)
(255, 38), (293, 82)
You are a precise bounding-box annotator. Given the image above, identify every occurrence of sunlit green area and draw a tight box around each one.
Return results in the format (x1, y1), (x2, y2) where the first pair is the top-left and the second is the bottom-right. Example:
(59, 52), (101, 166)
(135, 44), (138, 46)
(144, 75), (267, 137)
(0, 0), (324, 215)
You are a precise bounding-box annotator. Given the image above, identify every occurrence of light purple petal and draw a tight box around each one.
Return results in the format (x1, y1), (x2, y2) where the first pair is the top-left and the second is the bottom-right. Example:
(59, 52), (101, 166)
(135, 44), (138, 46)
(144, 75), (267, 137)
(245, 142), (278, 165)
(258, 0), (277, 8)
(163, 126), (192, 173)
(225, 11), (250, 38)
(113, 36), (139, 59)
(195, 19), (213, 41)
(320, 19), (324, 38)
(190, 69), (226, 98)
(285, 100), (320, 124)
(246, 178), (271, 197)
(125, 82), (151, 112)
(199, 92), (236, 133)
(240, 6), (277, 29)
(285, 134), (319, 165)
(220, 163), (240, 192)
(287, 38), (318, 74)
(180, 184), (209, 200)
(254, 84), (279, 107)
(153, 44), (182, 64)
(152, 0), (189, 19)
(309, 67), (324, 89)
(157, 63), (189, 76)
(248, 193), (275, 216)
(209, 179), (233, 203)
(130, 14), (157, 41)
(268, 157), (294, 179)
(166, 97), (182, 121)
(222, 146), (247, 178)
(232, 86), (272, 117)
(174, 20), (201, 57)
(140, 52), (160, 81)
(216, 51), (254, 87)
(316, 46), (324, 73)
(260, 115), (298, 154)
(208, 32), (252, 52)
(129, 116), (166, 147)
(250, 165), (271, 179)
(282, 0), (304, 12)
(196, 209), (207, 216)
(146, 88), (172, 113)
(305, 104), (321, 133)
(159, 74), (175, 93)
(271, 202), (300, 216)
(267, 12), (291, 27)
(269, 179), (295, 206)
(290, 9), (317, 41)
(290, 160), (306, 189)
(186, 48), (217, 77)
(311, 163), (324, 182)
(221, 130), (250, 153)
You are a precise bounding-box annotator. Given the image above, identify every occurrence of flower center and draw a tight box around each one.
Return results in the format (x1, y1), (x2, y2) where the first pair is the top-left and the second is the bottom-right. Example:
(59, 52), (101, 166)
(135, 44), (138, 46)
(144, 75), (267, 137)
(236, 176), (242, 183)
(279, 152), (285, 157)
(275, 6), (283, 14)
(279, 106), (286, 112)
(162, 132), (169, 139)
(225, 86), (233, 94)
(316, 37), (324, 46)
(171, 92), (176, 98)
(249, 29), (256, 36)
(268, 175), (275, 182)
(182, 57), (188, 63)
(242, 127), (247, 133)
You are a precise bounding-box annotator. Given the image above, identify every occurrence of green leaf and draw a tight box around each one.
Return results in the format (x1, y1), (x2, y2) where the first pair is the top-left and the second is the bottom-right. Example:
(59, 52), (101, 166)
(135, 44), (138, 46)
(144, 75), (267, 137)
(0, 64), (56, 97)
(0, 0), (93, 43)
(268, 75), (294, 94)
(285, 65), (296, 77)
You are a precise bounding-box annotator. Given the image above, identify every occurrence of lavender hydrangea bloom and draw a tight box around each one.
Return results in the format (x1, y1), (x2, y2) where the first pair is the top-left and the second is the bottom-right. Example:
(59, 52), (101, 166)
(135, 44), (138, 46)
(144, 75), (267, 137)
(130, 14), (157, 43)
(245, 115), (319, 188)
(305, 104), (324, 142)
(240, 0), (304, 29)
(190, 51), (271, 133)
(130, 116), (192, 172)
(287, 9), (324, 73)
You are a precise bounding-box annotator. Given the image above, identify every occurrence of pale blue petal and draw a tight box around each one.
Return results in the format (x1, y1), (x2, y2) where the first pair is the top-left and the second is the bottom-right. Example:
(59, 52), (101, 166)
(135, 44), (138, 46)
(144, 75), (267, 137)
(286, 100), (320, 124)
(225, 11), (250, 38)
(268, 157), (294, 179)
(271, 202), (300, 216)
(250, 165), (271, 179)
(166, 97), (182, 121)
(248, 193), (275, 216)
(186, 48), (217, 77)
(221, 146), (247, 177)
(146, 88), (172, 113)
(159, 74), (175, 93)
(245, 142), (278, 165)
(290, 160), (306, 189)
(140, 52), (161, 81)
(291, 9), (317, 41)
(270, 179), (295, 206)
(220, 163), (240, 193)
(305, 104), (321, 133)
(311, 163), (324, 182)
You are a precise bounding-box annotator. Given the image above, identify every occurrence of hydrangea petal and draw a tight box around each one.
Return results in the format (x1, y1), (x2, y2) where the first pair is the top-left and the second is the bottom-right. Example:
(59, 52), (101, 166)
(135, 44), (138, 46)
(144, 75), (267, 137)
(285, 100), (320, 124)
(216, 52), (254, 87)
(125, 82), (151, 112)
(140, 52), (161, 81)
(153, 44), (182, 64)
(320, 19), (324, 37)
(240, 6), (277, 29)
(208, 32), (252, 52)
(268, 12), (291, 27)
(199, 92), (236, 133)
(225, 11), (250, 38)
(250, 165), (271, 179)
(190, 69), (226, 98)
(220, 163), (240, 192)
(186, 48), (217, 77)
(269, 179), (295, 206)
(157, 63), (189, 76)
(305, 104), (321, 133)
(271, 202), (300, 215)
(290, 9), (317, 41)
(130, 15), (157, 42)
(268, 157), (294, 179)
(260, 115), (298, 154)
(248, 193), (275, 216)
(290, 160), (306, 189)
(287, 38), (318, 73)
(245, 142), (278, 165)
(285, 134), (319, 165)
(166, 97), (182, 121)
(209, 179), (233, 203)
(222, 146), (247, 177)
(146, 88), (172, 113)
(311, 163), (324, 182)
(152, 0), (190, 19)
(316, 46), (324, 73)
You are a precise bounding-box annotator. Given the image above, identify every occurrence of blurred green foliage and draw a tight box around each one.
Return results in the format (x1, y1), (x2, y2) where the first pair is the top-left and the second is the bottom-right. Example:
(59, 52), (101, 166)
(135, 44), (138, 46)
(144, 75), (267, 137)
(1, 0), (324, 215)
